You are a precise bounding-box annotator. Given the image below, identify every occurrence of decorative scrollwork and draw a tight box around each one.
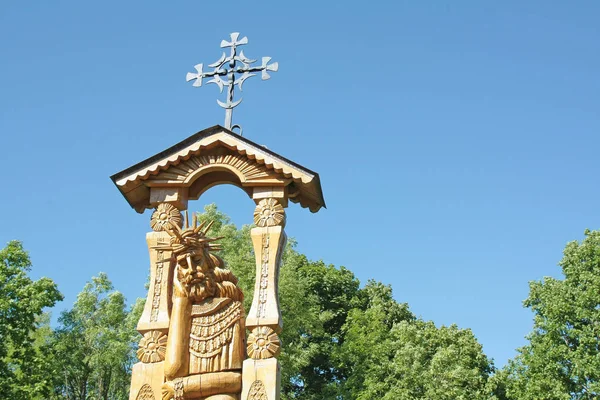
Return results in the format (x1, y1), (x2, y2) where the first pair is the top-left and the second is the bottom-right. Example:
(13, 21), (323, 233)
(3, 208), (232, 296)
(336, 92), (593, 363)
(137, 331), (167, 363)
(257, 233), (269, 319)
(247, 326), (281, 359)
(254, 198), (285, 227)
(150, 249), (164, 322)
(150, 203), (183, 232)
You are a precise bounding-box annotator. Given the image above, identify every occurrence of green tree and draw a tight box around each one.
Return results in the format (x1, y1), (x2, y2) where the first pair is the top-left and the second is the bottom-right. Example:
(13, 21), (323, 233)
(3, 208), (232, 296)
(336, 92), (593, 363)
(0, 240), (63, 399)
(339, 281), (492, 400)
(50, 273), (142, 400)
(337, 281), (414, 398)
(502, 230), (600, 399)
(284, 261), (364, 399)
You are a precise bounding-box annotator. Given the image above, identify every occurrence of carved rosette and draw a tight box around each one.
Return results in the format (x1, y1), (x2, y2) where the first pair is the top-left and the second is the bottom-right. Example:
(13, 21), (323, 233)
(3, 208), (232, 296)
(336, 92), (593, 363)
(150, 203), (183, 232)
(137, 330), (167, 363)
(254, 198), (285, 227)
(247, 326), (281, 359)
(248, 380), (268, 400)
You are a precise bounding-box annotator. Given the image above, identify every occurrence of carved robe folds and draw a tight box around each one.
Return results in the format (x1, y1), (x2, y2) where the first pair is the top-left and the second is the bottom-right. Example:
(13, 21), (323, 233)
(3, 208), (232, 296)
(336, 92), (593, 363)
(189, 298), (244, 374)
(163, 295), (245, 400)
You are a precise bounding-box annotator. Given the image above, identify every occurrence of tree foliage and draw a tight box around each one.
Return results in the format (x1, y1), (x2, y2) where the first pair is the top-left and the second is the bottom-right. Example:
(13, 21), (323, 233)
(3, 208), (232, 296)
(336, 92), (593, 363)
(0, 240), (63, 399)
(502, 230), (600, 400)
(50, 273), (143, 400)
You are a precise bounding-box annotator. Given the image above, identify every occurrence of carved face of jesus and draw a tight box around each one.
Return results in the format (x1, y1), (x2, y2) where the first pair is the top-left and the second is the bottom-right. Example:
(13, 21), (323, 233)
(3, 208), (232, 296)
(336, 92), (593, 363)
(176, 248), (216, 302)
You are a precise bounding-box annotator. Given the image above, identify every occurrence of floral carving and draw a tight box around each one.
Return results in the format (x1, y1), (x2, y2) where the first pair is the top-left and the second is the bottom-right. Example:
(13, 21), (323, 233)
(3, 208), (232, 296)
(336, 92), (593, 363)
(248, 380), (268, 400)
(247, 326), (281, 359)
(137, 330), (167, 363)
(253, 198), (285, 227)
(150, 203), (183, 232)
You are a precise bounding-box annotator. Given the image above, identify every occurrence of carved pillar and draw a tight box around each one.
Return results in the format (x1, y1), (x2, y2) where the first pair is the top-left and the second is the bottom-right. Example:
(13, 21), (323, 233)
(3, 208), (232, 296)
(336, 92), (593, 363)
(130, 204), (182, 400)
(242, 194), (286, 400)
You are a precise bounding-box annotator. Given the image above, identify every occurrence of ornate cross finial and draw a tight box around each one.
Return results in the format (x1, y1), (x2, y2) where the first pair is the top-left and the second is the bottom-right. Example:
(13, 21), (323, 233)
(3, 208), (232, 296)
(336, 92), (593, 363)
(186, 32), (279, 133)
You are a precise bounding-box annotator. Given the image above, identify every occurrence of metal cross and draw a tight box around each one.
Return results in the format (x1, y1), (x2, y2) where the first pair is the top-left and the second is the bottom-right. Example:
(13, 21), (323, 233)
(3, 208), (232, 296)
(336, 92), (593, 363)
(186, 32), (279, 133)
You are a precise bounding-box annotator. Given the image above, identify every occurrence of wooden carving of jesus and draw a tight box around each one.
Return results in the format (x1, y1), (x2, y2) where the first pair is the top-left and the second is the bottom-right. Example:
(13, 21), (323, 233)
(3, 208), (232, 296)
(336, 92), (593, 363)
(161, 216), (245, 400)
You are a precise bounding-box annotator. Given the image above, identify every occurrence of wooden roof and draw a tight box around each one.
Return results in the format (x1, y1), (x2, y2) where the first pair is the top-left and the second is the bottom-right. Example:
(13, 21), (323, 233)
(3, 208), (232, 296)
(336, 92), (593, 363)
(111, 125), (325, 213)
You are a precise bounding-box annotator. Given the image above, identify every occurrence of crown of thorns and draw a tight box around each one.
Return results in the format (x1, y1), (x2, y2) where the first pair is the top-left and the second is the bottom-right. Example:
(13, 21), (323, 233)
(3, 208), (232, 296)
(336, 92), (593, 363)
(160, 211), (224, 255)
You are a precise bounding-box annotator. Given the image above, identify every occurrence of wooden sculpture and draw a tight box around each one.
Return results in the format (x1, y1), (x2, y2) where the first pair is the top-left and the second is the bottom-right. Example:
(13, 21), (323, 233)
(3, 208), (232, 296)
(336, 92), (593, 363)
(158, 214), (245, 400)
(112, 126), (325, 400)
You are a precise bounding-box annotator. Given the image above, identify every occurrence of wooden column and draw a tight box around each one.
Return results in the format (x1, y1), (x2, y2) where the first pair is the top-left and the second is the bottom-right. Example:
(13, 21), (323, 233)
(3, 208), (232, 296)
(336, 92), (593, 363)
(242, 188), (287, 400)
(129, 204), (182, 400)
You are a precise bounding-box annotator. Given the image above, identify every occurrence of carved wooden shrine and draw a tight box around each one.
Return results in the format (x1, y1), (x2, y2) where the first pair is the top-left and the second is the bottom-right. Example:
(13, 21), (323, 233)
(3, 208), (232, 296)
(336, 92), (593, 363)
(111, 125), (325, 400)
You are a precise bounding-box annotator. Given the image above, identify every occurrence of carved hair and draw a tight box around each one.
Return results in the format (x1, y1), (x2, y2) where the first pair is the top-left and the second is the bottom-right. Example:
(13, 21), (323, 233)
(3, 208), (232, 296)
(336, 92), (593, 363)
(209, 253), (243, 302)
(165, 214), (243, 302)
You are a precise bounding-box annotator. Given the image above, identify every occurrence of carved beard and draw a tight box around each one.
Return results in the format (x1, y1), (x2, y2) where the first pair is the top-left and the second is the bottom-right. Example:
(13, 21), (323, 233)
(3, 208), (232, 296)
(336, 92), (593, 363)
(178, 265), (217, 302)
(188, 276), (216, 302)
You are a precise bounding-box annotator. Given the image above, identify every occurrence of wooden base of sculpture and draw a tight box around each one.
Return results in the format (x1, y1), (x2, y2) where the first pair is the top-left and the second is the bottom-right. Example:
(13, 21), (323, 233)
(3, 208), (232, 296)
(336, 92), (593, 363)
(130, 362), (165, 400)
(241, 359), (281, 400)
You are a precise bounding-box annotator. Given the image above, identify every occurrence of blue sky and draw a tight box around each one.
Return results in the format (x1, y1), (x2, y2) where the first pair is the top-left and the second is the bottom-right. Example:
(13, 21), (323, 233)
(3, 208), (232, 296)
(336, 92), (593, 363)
(1, 1), (598, 368)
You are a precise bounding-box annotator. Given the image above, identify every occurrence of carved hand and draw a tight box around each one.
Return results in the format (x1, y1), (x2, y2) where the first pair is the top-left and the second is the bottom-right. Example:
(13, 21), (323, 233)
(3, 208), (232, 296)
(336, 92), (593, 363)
(161, 380), (175, 400)
(173, 265), (189, 298)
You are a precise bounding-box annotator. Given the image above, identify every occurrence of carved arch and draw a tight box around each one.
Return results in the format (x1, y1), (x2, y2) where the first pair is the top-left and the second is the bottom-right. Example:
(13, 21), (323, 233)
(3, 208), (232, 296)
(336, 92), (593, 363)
(146, 150), (285, 187)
